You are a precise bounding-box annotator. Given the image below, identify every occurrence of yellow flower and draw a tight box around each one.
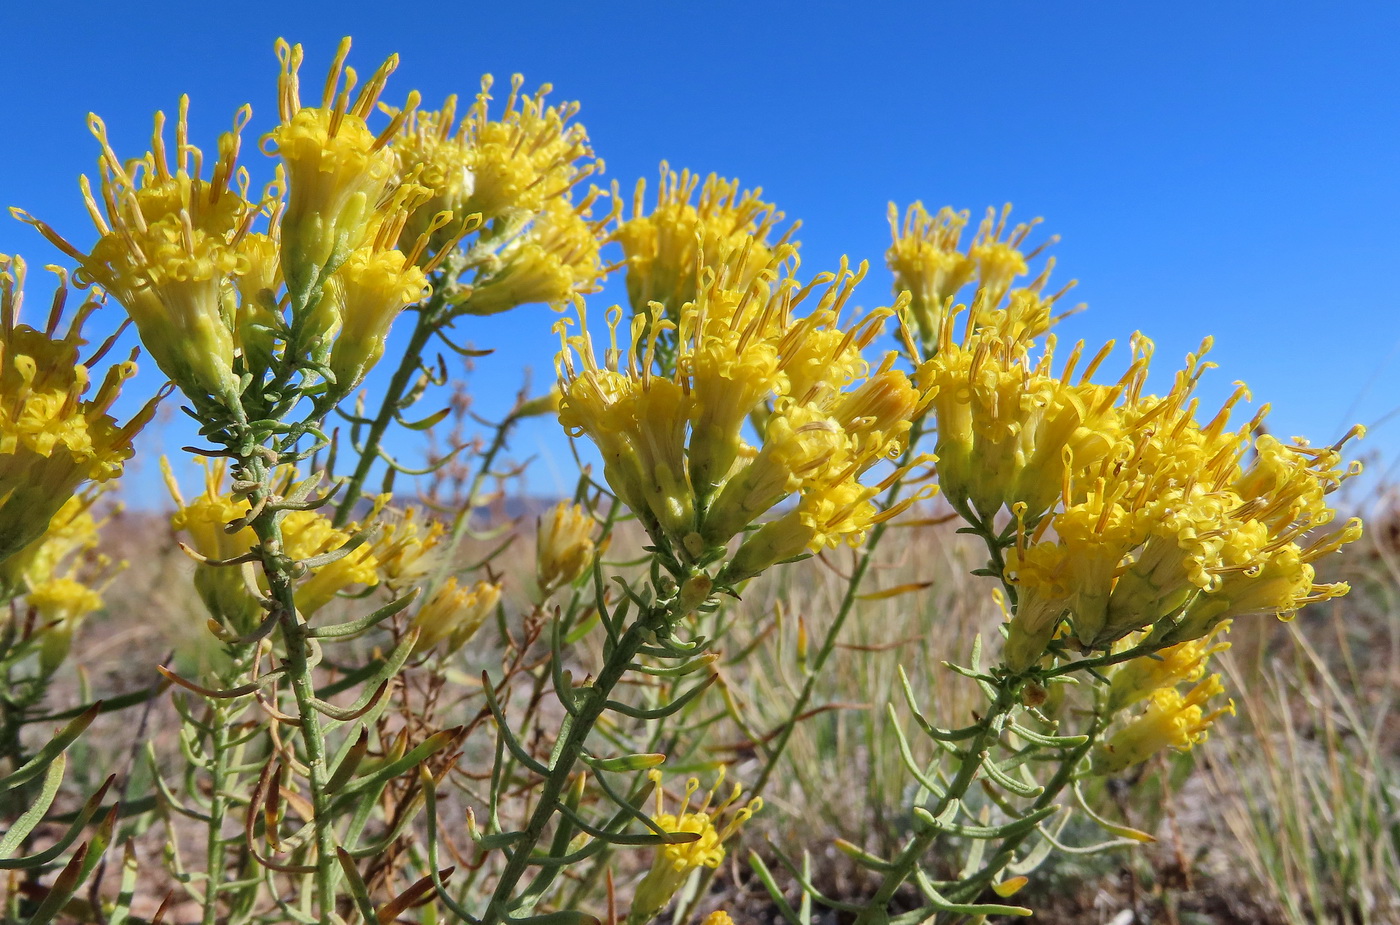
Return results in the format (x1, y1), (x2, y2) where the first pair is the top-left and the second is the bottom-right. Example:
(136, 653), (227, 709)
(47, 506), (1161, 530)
(165, 457), (261, 632)
(557, 307), (696, 545)
(233, 230), (284, 377)
(1106, 622), (1231, 714)
(459, 74), (599, 226)
(0, 492), (102, 600)
(967, 204), (1039, 311)
(558, 253), (931, 571)
(702, 914), (735, 925)
(627, 769), (760, 925)
(535, 502), (597, 593)
(30, 576), (103, 676)
(701, 402), (845, 546)
(16, 99), (258, 405)
(281, 510), (380, 615)
(265, 38), (417, 300)
(371, 506), (445, 592)
(0, 258), (149, 567)
(409, 577), (501, 656)
(918, 315), (1127, 525)
(614, 166), (793, 322)
(889, 201), (1065, 354)
(1095, 674), (1234, 774)
(391, 76), (599, 247)
(999, 335), (1361, 670)
(324, 206), (431, 394)
(459, 193), (607, 317)
(887, 201), (975, 346)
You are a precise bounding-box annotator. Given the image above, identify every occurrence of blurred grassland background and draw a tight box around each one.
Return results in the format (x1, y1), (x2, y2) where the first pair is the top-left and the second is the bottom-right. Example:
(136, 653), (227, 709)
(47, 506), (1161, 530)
(69, 497), (1400, 922)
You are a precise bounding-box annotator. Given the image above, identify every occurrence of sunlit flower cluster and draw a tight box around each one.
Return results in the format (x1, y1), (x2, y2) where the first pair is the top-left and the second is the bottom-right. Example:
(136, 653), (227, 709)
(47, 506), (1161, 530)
(0, 257), (149, 567)
(889, 203), (1067, 352)
(409, 576), (502, 656)
(614, 167), (794, 326)
(535, 501), (598, 593)
(919, 310), (1365, 672)
(557, 244), (933, 584)
(393, 74), (600, 243)
(16, 39), (442, 410)
(165, 458), (388, 623)
(1096, 656), (1235, 774)
(390, 75), (609, 320)
(1095, 622), (1237, 773)
(627, 768), (760, 925)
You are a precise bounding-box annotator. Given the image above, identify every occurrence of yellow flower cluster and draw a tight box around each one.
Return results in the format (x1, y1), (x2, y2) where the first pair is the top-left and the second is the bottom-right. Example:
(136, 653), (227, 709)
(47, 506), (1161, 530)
(0, 257), (149, 567)
(459, 193), (609, 317)
(267, 39), (417, 298)
(0, 492), (103, 599)
(614, 167), (794, 324)
(18, 100), (260, 405)
(392, 74), (601, 244)
(372, 506), (445, 592)
(557, 247), (932, 583)
(165, 458), (398, 625)
(1096, 632), (1236, 774)
(391, 76), (609, 320)
(17, 39), (438, 409)
(535, 501), (598, 593)
(30, 575), (105, 677)
(0, 486), (116, 674)
(408, 577), (502, 657)
(627, 768), (760, 925)
(920, 312), (1363, 672)
(888, 203), (1067, 351)
(1106, 622), (1232, 714)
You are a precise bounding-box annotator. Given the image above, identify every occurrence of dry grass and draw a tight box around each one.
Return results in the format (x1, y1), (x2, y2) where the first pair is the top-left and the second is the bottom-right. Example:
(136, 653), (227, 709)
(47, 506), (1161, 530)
(18, 492), (1400, 924)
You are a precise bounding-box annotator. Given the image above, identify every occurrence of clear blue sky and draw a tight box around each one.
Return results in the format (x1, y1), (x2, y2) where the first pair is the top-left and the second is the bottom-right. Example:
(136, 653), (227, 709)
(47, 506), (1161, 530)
(3, 2), (1397, 505)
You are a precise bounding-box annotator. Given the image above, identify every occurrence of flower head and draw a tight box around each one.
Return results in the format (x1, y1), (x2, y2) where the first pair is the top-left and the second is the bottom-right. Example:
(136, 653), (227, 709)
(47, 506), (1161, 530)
(615, 166), (793, 324)
(0, 492), (102, 600)
(887, 202), (975, 346)
(557, 250), (932, 575)
(0, 258), (149, 566)
(30, 576), (104, 676)
(627, 768), (760, 925)
(890, 202), (1066, 355)
(323, 192), (432, 394)
(265, 38), (417, 299)
(391, 75), (599, 246)
(165, 456), (261, 631)
(281, 509), (380, 615)
(1107, 622), (1231, 714)
(996, 335), (1362, 671)
(535, 502), (598, 593)
(409, 577), (501, 656)
(458, 192), (608, 317)
(371, 506), (444, 592)
(1095, 674), (1234, 774)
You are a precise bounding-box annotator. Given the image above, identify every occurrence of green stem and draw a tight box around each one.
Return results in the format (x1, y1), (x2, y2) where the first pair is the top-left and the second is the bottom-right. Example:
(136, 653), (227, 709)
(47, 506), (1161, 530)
(201, 700), (233, 925)
(243, 446), (340, 921)
(479, 608), (662, 925)
(943, 716), (1104, 908)
(332, 299), (444, 528)
(853, 685), (1020, 924)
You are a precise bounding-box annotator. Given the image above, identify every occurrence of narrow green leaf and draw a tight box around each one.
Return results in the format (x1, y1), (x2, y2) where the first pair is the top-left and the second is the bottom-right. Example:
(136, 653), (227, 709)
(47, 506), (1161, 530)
(0, 751), (65, 857)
